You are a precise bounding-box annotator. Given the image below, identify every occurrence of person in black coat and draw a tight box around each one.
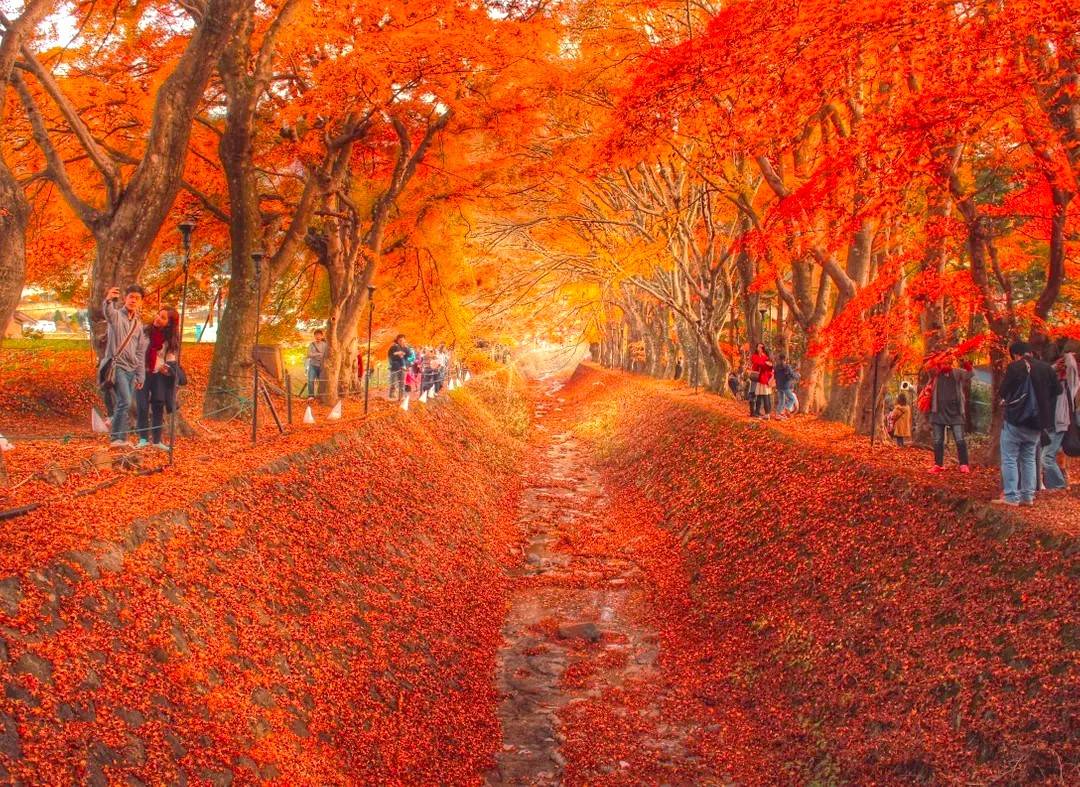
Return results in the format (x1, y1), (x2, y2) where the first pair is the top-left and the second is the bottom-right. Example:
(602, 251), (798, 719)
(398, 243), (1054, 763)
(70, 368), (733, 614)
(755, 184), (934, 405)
(995, 341), (1062, 506)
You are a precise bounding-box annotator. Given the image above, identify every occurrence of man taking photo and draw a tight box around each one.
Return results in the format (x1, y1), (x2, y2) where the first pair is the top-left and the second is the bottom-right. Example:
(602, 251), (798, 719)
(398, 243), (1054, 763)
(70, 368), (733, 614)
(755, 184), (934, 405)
(100, 285), (149, 448)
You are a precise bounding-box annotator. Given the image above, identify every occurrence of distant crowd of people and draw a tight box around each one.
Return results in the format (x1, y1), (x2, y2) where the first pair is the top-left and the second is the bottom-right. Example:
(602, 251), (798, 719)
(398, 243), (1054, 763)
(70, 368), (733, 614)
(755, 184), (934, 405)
(302, 331), (459, 403)
(721, 343), (801, 420)
(670, 337), (1078, 504)
(387, 334), (457, 400)
(98, 283), (464, 450)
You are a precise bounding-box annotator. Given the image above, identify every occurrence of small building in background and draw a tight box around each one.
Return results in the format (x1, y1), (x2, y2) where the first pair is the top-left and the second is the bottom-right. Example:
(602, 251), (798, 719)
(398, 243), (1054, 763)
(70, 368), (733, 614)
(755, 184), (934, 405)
(3, 310), (37, 339)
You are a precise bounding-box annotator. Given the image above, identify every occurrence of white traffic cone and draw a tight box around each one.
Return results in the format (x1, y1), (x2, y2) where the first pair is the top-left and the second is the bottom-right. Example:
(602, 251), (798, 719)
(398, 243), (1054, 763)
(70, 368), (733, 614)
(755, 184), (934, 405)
(327, 401), (342, 421)
(464, 371), (472, 382)
(419, 390), (428, 404)
(303, 406), (315, 424)
(91, 408), (110, 434)
(401, 395), (410, 411)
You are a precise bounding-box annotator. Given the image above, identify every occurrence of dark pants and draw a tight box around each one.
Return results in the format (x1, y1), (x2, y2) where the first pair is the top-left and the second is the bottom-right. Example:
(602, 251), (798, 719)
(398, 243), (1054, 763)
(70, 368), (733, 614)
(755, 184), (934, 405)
(136, 372), (176, 444)
(894, 436), (906, 447)
(932, 422), (969, 466)
(754, 394), (772, 416)
(388, 369), (405, 399)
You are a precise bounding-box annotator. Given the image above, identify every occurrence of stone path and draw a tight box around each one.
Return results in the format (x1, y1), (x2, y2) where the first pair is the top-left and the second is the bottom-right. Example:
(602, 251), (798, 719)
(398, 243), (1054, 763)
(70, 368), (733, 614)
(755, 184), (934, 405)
(486, 380), (712, 785)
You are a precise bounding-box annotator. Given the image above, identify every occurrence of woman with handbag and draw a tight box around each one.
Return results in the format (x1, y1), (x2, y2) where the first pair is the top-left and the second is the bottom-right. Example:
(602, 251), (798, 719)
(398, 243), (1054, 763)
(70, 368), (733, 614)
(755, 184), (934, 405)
(1041, 351), (1079, 491)
(749, 344), (775, 419)
(136, 307), (181, 450)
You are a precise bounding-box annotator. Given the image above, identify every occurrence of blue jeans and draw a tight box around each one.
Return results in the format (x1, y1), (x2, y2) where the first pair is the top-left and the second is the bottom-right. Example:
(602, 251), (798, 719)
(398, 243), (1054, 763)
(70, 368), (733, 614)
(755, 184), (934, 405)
(110, 367), (138, 442)
(1041, 430), (1067, 490)
(307, 364), (322, 398)
(1000, 421), (1041, 503)
(778, 388), (797, 413)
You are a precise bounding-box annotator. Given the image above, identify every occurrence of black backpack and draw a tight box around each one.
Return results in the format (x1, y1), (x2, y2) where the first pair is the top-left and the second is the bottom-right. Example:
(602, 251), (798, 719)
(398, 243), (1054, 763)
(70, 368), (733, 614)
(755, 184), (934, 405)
(1003, 361), (1039, 429)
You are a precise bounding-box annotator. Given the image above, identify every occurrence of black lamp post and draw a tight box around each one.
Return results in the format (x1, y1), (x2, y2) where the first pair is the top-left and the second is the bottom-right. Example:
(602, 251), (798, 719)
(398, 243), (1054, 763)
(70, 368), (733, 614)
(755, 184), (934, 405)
(169, 220), (195, 465)
(364, 284), (375, 415)
(250, 250), (265, 445)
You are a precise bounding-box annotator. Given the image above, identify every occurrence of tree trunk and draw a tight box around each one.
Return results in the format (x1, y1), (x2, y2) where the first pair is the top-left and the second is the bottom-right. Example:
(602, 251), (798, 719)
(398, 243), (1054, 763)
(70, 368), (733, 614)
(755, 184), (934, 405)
(798, 354), (827, 414)
(323, 261), (374, 406)
(0, 172), (28, 340)
(84, 0), (249, 353)
(824, 373), (861, 424)
(853, 352), (893, 436)
(204, 270), (259, 417)
(0, 0), (51, 338)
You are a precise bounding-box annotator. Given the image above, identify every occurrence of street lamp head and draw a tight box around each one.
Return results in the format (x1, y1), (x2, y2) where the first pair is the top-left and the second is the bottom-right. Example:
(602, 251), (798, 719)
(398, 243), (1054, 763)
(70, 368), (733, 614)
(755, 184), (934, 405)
(178, 220), (195, 248)
(367, 285), (376, 298)
(251, 250), (265, 265)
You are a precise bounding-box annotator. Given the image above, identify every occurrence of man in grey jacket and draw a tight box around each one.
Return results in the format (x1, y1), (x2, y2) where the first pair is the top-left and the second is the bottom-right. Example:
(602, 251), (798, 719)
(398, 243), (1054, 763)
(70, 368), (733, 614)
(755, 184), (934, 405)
(102, 285), (149, 447)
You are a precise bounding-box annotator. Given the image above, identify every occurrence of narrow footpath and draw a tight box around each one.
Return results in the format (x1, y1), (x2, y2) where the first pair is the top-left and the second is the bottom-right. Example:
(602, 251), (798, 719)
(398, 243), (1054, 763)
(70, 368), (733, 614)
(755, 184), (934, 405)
(486, 378), (719, 785)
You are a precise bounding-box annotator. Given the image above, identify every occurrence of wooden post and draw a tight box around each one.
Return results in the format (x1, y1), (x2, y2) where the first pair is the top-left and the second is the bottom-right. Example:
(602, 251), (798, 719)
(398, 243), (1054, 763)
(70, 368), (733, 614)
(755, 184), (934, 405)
(285, 372), (293, 425)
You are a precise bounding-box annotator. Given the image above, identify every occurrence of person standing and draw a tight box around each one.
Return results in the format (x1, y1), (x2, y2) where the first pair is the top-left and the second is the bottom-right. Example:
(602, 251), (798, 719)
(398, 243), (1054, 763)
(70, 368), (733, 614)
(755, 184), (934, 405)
(773, 354), (799, 417)
(436, 343), (450, 391)
(927, 358), (974, 474)
(421, 354), (440, 396)
(749, 344), (774, 418)
(995, 342), (1061, 506)
(387, 334), (409, 400)
(1040, 351), (1078, 492)
(101, 285), (149, 448)
(888, 393), (912, 447)
(306, 329), (327, 400)
(136, 308), (180, 450)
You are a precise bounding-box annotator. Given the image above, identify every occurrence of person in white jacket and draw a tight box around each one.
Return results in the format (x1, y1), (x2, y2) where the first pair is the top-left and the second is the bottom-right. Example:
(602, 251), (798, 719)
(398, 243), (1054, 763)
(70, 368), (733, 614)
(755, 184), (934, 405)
(1042, 351), (1079, 491)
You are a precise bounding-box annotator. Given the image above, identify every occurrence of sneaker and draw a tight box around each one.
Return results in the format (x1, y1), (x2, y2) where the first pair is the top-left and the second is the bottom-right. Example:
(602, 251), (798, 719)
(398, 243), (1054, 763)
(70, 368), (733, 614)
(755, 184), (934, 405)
(928, 465), (944, 475)
(1019, 499), (1035, 507)
(958, 464), (971, 474)
(137, 439), (150, 449)
(991, 498), (1019, 507)
(152, 443), (171, 452)
(109, 439), (129, 449)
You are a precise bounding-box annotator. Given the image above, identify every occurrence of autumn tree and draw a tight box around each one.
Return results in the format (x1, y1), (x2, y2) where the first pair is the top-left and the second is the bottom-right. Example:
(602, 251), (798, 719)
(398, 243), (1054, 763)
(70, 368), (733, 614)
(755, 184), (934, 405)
(0, 0), (51, 336)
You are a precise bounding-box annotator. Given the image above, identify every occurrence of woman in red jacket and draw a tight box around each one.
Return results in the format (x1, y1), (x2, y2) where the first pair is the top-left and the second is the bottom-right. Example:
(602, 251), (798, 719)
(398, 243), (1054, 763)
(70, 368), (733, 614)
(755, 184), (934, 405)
(750, 343), (774, 418)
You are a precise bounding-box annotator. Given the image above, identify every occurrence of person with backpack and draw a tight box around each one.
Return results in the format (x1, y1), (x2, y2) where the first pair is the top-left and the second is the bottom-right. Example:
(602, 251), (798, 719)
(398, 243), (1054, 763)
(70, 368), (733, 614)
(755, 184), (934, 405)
(1040, 351), (1078, 492)
(773, 354), (799, 418)
(922, 358), (974, 474)
(100, 285), (150, 448)
(995, 341), (1061, 506)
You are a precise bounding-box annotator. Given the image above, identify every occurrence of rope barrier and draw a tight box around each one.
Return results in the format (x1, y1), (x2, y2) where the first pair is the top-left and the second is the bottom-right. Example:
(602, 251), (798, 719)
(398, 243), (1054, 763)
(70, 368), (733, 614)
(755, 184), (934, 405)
(0, 362), (512, 521)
